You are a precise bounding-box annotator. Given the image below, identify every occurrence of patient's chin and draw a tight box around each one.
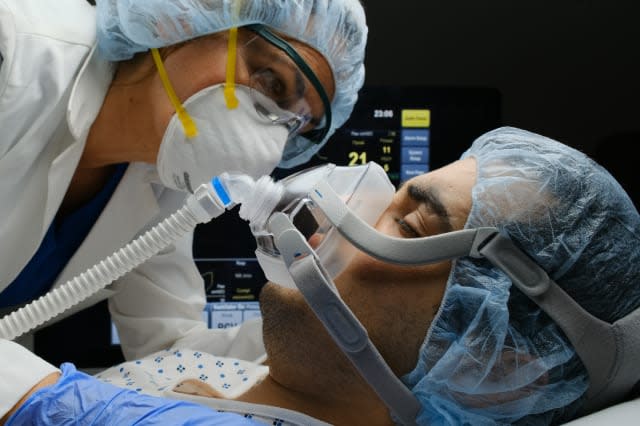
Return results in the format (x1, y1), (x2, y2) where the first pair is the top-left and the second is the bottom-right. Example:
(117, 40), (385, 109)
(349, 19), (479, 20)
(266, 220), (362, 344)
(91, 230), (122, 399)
(258, 282), (352, 389)
(259, 281), (355, 354)
(259, 282), (309, 337)
(262, 281), (299, 297)
(259, 282), (304, 316)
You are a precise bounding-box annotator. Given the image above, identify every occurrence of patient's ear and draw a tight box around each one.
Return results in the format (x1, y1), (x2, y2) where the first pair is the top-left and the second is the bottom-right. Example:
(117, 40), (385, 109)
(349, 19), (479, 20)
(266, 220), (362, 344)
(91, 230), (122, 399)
(492, 348), (550, 391)
(173, 378), (224, 398)
(453, 349), (549, 408)
(502, 348), (548, 384)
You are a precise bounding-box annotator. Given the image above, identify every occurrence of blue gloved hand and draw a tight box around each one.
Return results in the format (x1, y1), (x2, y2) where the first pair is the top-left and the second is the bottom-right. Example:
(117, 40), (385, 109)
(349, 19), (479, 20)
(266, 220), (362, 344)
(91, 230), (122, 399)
(7, 363), (260, 425)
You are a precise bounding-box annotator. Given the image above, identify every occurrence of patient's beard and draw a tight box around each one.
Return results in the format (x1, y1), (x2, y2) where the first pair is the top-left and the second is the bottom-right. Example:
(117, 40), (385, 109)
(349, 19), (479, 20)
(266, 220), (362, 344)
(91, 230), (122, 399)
(259, 282), (372, 397)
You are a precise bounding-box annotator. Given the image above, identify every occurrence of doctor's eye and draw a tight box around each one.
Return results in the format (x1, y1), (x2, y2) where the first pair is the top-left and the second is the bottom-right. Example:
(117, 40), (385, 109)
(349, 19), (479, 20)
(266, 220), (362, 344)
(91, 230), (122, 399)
(395, 217), (420, 238)
(251, 68), (290, 107)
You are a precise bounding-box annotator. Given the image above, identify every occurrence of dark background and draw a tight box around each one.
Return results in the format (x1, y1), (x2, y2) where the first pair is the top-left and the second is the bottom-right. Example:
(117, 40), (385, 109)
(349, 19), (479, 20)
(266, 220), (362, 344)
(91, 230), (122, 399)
(362, 0), (639, 153)
(360, 0), (639, 204)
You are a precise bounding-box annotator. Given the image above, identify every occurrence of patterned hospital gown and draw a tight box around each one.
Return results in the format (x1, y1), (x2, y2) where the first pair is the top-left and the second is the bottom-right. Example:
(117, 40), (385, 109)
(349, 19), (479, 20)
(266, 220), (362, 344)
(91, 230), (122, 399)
(95, 348), (330, 426)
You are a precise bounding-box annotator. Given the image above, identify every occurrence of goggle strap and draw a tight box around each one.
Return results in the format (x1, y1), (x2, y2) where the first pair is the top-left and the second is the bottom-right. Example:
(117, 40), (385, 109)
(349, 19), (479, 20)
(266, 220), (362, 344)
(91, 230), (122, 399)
(150, 48), (198, 138)
(224, 27), (240, 109)
(268, 212), (421, 426)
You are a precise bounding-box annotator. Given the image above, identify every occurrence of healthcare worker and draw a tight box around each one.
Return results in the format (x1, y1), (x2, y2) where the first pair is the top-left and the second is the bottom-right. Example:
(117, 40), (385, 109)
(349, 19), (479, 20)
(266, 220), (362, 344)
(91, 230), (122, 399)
(0, 0), (367, 422)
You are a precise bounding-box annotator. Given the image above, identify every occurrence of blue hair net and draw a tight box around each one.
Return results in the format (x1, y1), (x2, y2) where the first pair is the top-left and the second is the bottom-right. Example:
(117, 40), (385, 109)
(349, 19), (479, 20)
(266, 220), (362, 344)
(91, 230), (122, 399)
(94, 0), (367, 168)
(403, 127), (640, 425)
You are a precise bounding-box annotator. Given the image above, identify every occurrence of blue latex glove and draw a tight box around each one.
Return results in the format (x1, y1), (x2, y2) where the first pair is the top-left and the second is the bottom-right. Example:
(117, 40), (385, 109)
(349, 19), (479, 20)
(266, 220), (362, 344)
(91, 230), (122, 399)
(7, 363), (261, 425)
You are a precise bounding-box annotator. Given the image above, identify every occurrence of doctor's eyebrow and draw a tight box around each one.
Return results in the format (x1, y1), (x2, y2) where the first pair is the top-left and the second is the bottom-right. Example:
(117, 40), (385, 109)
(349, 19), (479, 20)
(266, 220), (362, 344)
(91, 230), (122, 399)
(406, 183), (453, 232)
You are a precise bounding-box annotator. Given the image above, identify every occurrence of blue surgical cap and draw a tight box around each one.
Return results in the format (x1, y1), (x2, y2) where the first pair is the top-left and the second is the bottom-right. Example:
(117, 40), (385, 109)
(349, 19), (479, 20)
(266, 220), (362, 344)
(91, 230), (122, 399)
(403, 127), (640, 425)
(95, 0), (367, 168)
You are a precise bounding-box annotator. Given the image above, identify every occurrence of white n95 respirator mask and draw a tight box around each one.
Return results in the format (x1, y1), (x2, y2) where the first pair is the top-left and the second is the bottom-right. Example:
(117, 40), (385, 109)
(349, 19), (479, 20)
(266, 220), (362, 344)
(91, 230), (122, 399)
(157, 84), (289, 193)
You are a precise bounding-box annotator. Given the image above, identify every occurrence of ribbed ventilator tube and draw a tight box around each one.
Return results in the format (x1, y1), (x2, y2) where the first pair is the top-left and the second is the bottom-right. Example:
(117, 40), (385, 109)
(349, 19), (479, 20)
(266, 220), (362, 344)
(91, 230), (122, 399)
(0, 173), (285, 341)
(0, 204), (201, 341)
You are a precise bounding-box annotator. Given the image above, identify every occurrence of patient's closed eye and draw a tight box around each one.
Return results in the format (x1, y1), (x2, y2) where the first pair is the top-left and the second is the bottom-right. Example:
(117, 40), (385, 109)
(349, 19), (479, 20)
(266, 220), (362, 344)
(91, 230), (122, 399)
(395, 217), (420, 238)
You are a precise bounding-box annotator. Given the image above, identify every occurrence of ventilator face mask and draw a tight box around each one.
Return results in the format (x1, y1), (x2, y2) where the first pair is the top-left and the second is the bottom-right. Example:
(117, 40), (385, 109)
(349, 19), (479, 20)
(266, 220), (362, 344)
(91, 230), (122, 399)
(253, 162), (640, 426)
(250, 162), (497, 425)
(252, 162), (396, 288)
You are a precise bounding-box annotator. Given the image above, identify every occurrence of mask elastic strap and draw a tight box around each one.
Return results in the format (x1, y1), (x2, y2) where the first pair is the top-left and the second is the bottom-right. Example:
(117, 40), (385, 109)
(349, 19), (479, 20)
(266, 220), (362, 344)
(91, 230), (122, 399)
(151, 48), (198, 138)
(224, 27), (240, 109)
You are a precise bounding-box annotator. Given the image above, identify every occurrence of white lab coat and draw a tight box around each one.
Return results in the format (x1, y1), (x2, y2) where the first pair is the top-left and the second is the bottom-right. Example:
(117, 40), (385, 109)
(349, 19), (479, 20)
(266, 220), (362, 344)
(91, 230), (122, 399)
(0, 0), (264, 417)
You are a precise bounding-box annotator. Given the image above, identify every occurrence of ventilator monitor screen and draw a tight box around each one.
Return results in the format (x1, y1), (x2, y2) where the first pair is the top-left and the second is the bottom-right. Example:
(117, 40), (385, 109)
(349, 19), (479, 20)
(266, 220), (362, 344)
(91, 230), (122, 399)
(34, 86), (501, 367)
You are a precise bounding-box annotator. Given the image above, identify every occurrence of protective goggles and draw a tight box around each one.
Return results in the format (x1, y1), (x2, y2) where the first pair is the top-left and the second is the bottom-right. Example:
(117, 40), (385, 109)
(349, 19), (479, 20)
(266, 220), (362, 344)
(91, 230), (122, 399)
(152, 25), (331, 143)
(246, 24), (332, 143)
(255, 162), (640, 425)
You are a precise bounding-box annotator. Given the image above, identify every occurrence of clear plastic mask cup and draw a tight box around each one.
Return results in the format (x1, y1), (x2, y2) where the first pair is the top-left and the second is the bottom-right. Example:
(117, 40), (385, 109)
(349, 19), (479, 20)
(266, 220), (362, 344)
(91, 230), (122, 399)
(253, 162), (395, 289)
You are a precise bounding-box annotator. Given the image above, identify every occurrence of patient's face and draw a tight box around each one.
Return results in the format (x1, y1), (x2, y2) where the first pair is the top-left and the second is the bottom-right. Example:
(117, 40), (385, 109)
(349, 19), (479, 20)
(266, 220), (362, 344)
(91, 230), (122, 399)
(259, 158), (477, 395)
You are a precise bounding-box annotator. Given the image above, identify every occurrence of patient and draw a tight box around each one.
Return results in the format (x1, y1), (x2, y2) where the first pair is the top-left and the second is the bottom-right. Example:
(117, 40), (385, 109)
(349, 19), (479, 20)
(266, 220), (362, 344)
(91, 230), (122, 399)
(97, 127), (640, 425)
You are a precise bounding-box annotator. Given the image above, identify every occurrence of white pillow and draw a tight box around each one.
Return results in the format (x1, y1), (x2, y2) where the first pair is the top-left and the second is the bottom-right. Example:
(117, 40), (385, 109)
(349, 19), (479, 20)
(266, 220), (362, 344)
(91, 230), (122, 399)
(562, 398), (640, 425)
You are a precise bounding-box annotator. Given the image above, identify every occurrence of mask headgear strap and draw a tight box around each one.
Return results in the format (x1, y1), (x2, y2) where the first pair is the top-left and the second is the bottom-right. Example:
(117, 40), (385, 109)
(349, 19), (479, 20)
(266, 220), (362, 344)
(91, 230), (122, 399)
(311, 180), (640, 415)
(309, 180), (497, 264)
(479, 235), (640, 415)
(151, 48), (199, 138)
(267, 212), (421, 426)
